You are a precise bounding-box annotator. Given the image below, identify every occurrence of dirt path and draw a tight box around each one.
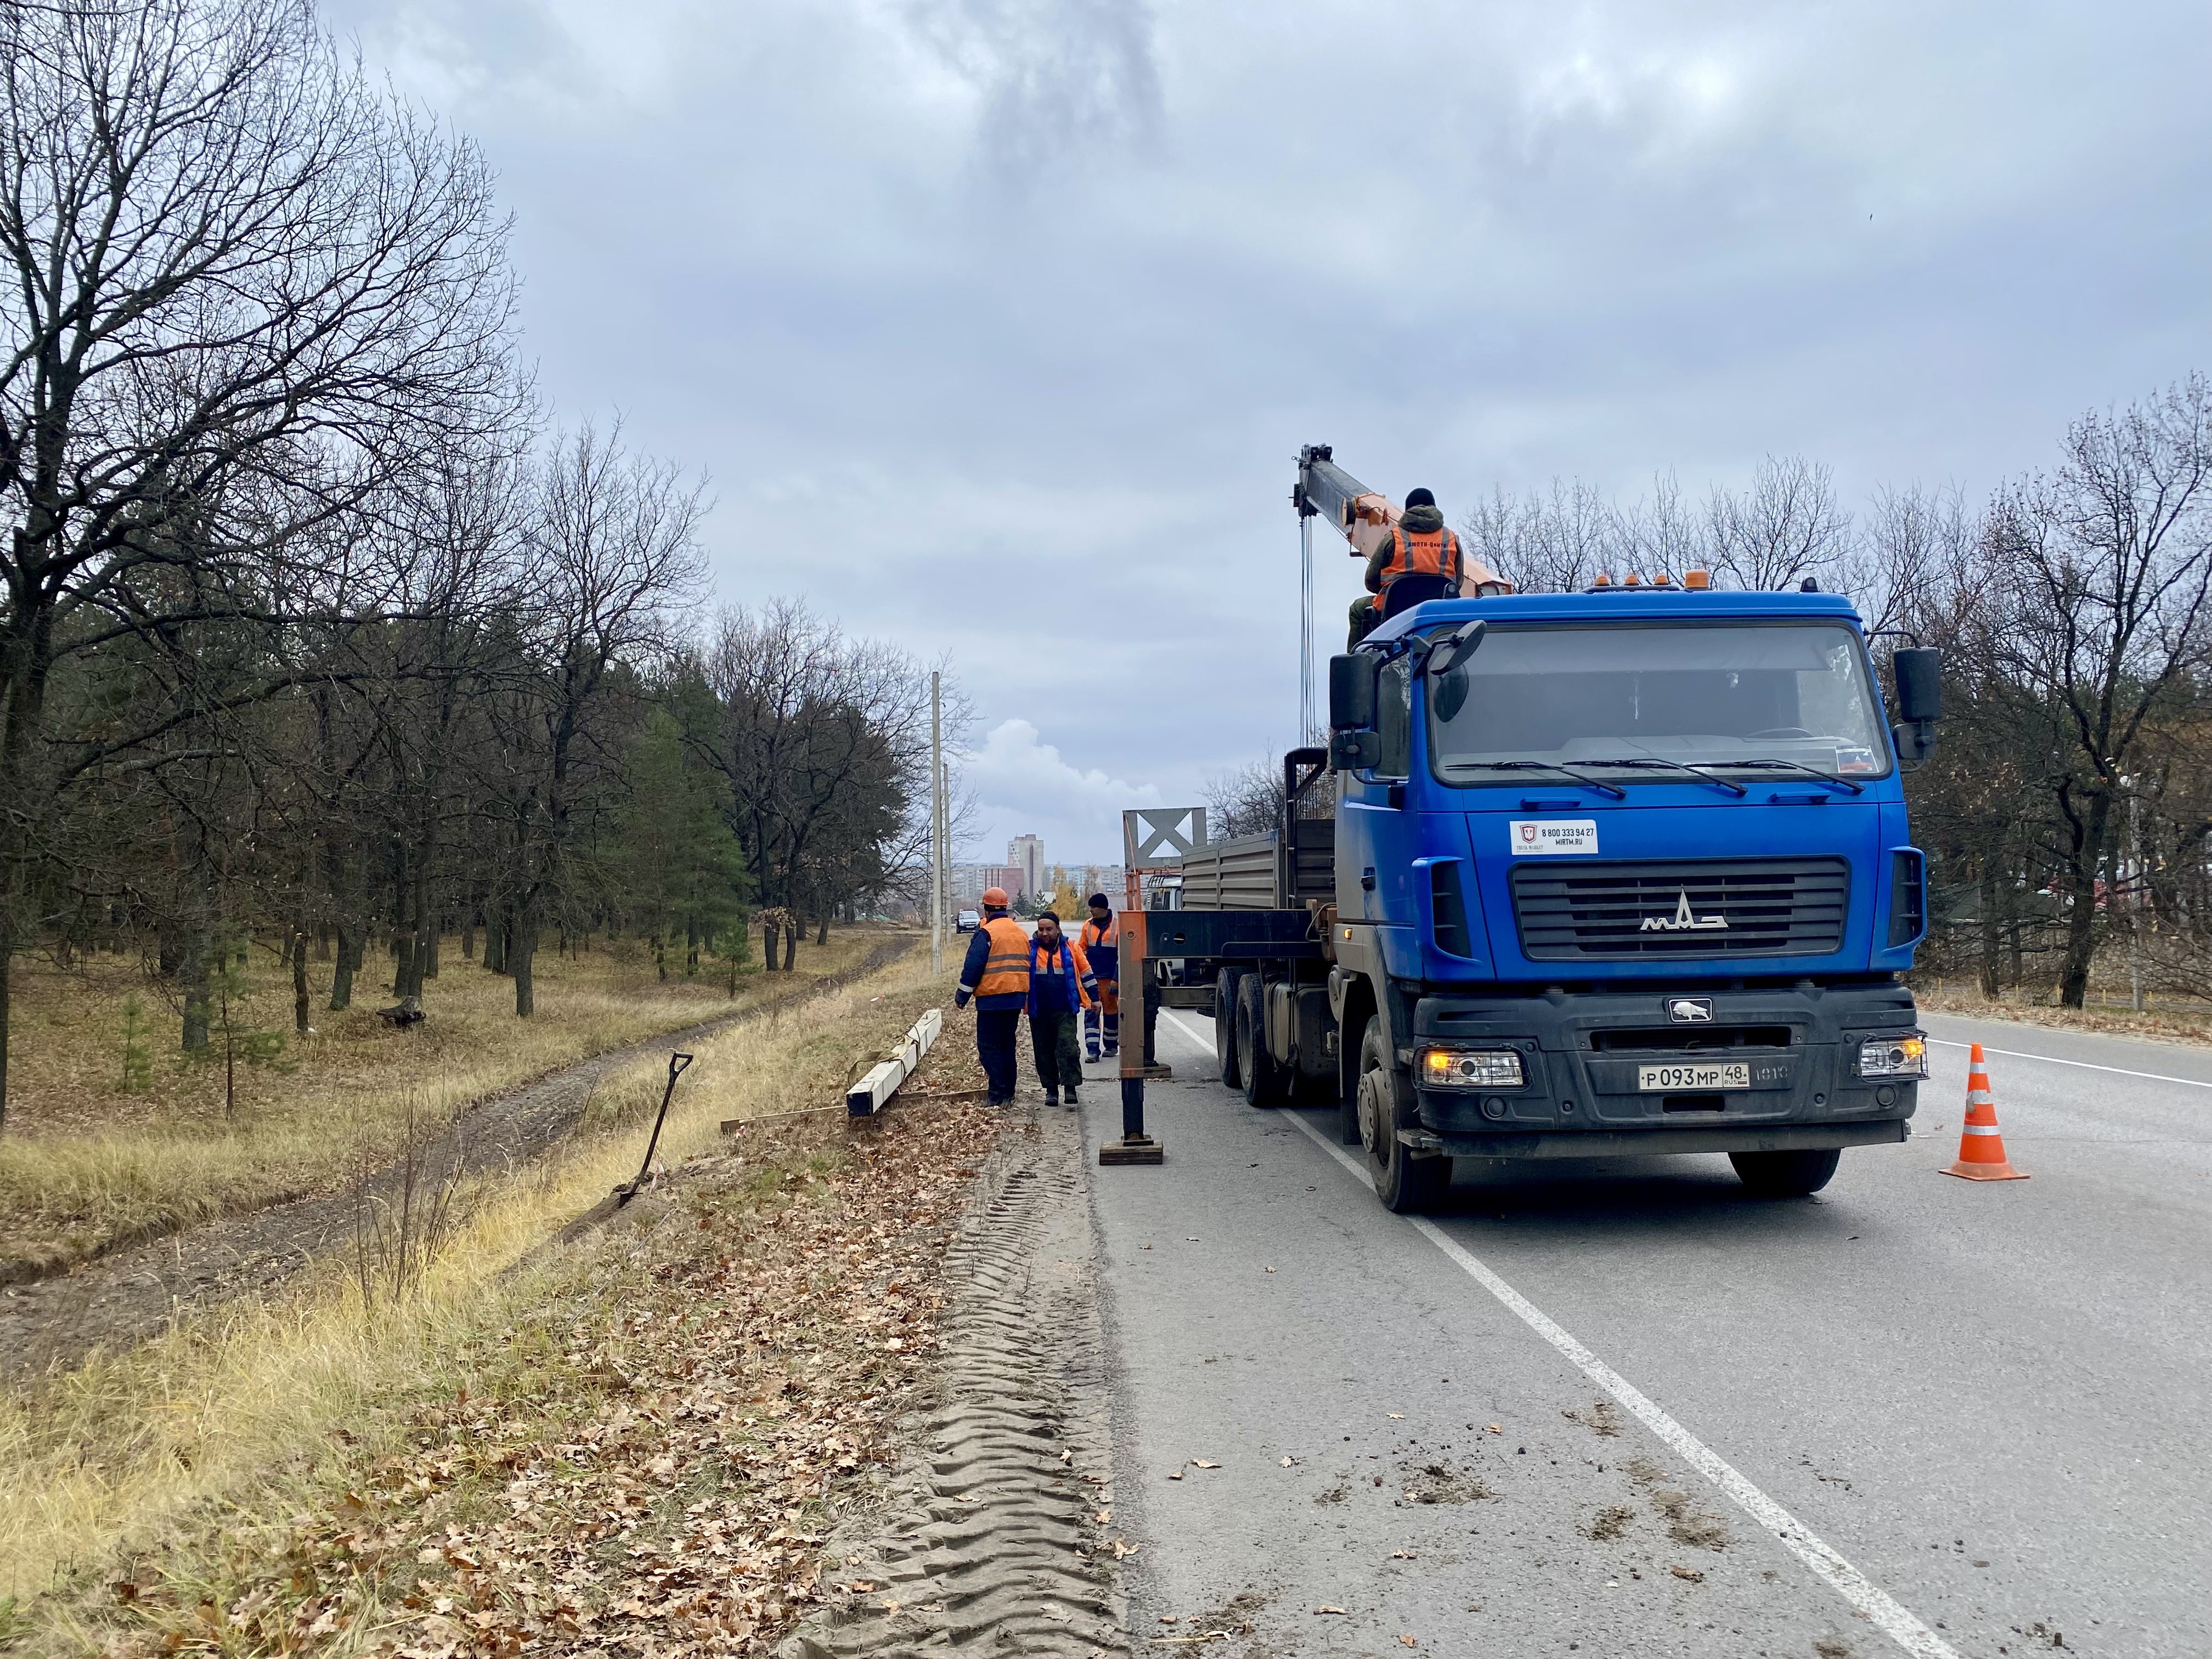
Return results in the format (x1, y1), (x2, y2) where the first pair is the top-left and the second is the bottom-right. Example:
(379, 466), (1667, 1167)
(0, 936), (916, 1381)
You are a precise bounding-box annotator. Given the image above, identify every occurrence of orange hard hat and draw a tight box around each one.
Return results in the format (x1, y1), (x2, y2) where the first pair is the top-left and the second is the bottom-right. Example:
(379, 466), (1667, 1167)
(980, 887), (1010, 909)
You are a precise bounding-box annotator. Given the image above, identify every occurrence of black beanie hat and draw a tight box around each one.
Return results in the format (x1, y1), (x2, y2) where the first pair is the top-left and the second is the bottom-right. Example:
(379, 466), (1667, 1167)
(1087, 892), (1110, 909)
(1404, 487), (1436, 509)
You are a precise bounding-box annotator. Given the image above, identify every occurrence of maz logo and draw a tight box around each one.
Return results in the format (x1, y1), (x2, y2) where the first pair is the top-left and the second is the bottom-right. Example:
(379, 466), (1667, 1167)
(1641, 889), (1728, 933)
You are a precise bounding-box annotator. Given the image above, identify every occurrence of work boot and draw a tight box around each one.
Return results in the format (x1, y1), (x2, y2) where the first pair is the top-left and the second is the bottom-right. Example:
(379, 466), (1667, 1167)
(1065, 1085), (1080, 1108)
(1044, 1087), (1059, 1107)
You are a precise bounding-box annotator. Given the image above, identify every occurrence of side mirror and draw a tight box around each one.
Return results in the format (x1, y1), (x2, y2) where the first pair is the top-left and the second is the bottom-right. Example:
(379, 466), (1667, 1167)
(1329, 652), (1378, 731)
(1423, 618), (1487, 678)
(1329, 729), (1381, 772)
(1892, 648), (1942, 724)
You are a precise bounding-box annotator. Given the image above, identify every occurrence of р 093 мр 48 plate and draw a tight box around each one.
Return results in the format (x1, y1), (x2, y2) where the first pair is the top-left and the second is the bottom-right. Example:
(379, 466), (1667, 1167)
(1638, 1062), (1751, 1092)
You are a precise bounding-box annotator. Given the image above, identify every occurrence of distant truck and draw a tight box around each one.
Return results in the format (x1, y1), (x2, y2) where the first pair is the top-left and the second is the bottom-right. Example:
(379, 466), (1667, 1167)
(1147, 447), (1938, 1212)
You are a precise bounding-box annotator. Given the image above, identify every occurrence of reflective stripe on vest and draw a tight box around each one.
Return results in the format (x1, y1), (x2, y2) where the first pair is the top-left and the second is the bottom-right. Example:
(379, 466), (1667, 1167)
(975, 916), (1032, 998)
(1380, 523), (1462, 586)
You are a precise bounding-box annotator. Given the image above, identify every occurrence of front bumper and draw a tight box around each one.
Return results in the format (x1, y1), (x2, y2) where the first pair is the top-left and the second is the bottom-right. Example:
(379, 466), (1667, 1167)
(1407, 980), (1920, 1153)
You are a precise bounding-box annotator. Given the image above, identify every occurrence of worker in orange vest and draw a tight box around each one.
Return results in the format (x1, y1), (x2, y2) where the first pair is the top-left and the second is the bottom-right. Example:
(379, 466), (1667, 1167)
(1347, 487), (1463, 647)
(953, 887), (1030, 1105)
(1080, 893), (1119, 1062)
(1027, 911), (1097, 1108)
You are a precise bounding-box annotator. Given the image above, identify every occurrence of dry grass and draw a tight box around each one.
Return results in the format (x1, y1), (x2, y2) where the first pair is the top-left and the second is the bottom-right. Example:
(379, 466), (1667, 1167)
(1910, 978), (2212, 1048)
(0, 930), (893, 1280)
(0, 944), (967, 1643)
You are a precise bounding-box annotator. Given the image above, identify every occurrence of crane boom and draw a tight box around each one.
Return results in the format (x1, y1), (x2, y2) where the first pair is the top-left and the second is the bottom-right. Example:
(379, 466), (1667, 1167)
(1294, 443), (1511, 591)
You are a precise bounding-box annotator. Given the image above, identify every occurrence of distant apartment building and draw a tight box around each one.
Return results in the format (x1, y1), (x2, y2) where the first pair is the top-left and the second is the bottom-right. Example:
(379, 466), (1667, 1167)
(1007, 835), (1045, 901)
(949, 864), (1026, 911)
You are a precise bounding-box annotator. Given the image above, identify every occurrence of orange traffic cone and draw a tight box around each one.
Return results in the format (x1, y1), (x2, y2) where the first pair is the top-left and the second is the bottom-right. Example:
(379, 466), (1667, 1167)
(1942, 1042), (2029, 1181)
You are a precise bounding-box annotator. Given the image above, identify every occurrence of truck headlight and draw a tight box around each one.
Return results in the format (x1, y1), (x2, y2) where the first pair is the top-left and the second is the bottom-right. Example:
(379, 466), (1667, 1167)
(1419, 1047), (1525, 1089)
(1858, 1034), (1928, 1079)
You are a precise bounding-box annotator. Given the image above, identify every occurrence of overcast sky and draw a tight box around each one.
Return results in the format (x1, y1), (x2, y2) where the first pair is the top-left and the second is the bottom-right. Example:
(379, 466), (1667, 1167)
(326, 0), (2212, 864)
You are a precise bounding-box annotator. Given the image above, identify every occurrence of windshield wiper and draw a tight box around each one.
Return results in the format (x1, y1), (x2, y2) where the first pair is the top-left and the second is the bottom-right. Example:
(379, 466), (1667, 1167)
(1444, 760), (1627, 799)
(1721, 759), (1866, 795)
(1583, 757), (1748, 797)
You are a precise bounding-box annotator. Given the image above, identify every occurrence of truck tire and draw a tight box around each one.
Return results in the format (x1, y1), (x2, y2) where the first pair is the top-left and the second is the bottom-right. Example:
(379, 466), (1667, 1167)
(1215, 967), (1245, 1089)
(1729, 1148), (1841, 1197)
(1235, 974), (1293, 1107)
(1358, 1024), (1449, 1213)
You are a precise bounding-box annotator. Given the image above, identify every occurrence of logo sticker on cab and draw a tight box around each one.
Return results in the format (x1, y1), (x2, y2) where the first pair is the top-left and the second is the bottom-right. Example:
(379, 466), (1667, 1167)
(1508, 819), (1598, 856)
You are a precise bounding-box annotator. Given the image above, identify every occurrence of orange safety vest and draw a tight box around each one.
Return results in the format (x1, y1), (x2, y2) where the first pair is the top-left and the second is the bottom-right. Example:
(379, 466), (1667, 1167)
(975, 916), (1033, 998)
(1029, 936), (1095, 1011)
(1379, 523), (1463, 587)
(1080, 915), (1118, 979)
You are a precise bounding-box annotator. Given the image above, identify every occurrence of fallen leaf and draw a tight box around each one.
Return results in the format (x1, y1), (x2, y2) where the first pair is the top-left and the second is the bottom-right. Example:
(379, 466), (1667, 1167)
(1390, 1550), (1418, 1560)
(1192, 1459), (1221, 1468)
(1186, 1236), (1199, 1242)
(1388, 1413), (1405, 1420)
(1670, 1565), (1704, 1583)
(1401, 1638), (1420, 1649)
(1110, 1538), (1142, 1559)
(1159, 1616), (1180, 1624)
(1485, 1423), (1503, 1434)
(1313, 1605), (1348, 1616)
(1094, 1509), (1112, 1523)
(1279, 1456), (1297, 1467)
(1264, 1266), (1277, 1273)
(1167, 1469), (1184, 1480)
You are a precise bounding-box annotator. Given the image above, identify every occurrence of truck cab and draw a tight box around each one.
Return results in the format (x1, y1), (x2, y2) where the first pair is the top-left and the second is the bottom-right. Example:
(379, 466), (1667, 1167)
(1165, 581), (1940, 1212)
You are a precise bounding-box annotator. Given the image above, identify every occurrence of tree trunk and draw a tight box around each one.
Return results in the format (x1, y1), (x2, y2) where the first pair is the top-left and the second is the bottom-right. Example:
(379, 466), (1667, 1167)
(816, 911), (828, 947)
(1977, 856), (2002, 1000)
(486, 909), (507, 974)
(0, 935), (13, 1128)
(764, 922), (778, 971)
(462, 911), (476, 960)
(331, 919), (357, 1011)
(425, 927), (439, 979)
(781, 926), (798, 971)
(293, 924), (312, 1034)
(2058, 793), (2113, 1008)
(181, 930), (212, 1051)
(394, 927), (417, 1001)
(513, 911), (538, 1016)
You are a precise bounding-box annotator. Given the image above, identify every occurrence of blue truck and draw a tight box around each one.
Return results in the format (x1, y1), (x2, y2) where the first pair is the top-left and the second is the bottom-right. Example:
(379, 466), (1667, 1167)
(1148, 447), (1939, 1212)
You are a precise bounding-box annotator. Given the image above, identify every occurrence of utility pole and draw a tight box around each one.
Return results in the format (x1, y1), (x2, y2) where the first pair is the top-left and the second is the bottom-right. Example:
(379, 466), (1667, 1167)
(930, 672), (944, 977)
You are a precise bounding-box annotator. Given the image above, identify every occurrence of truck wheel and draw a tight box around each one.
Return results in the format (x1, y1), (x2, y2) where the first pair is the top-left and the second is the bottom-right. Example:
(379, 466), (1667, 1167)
(1215, 967), (1245, 1088)
(1235, 974), (1293, 1107)
(1358, 1025), (1450, 1213)
(1729, 1148), (1841, 1197)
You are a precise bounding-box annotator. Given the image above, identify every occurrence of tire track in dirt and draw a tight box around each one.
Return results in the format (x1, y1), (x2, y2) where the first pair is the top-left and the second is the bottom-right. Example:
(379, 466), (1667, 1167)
(0, 936), (916, 1381)
(781, 1106), (1127, 1657)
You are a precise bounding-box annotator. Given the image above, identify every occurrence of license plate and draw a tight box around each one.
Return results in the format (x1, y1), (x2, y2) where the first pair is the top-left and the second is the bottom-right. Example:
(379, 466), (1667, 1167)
(1638, 1062), (1750, 1092)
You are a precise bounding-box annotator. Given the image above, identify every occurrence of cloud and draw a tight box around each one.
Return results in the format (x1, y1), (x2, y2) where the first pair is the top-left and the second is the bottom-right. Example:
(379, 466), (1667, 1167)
(961, 718), (1164, 864)
(317, 0), (2212, 798)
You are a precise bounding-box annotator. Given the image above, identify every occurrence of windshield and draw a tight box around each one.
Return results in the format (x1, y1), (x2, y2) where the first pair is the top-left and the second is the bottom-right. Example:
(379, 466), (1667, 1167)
(1426, 622), (1890, 783)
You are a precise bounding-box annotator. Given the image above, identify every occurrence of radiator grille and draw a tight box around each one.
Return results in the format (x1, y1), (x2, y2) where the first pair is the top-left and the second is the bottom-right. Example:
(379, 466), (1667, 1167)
(1511, 858), (1850, 960)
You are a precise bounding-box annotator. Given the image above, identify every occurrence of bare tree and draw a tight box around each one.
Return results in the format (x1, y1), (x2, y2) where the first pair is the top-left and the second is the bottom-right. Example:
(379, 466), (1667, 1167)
(1985, 375), (2212, 1006)
(0, 0), (520, 1119)
(486, 423), (704, 1014)
(1706, 455), (1854, 592)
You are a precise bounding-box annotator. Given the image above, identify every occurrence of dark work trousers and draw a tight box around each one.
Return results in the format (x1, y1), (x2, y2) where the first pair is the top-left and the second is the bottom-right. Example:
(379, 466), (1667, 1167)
(1030, 1008), (1082, 1095)
(975, 1008), (1022, 1102)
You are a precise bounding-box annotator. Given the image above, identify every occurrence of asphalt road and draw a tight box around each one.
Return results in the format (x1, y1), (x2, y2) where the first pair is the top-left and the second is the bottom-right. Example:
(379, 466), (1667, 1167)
(1073, 1008), (2212, 1659)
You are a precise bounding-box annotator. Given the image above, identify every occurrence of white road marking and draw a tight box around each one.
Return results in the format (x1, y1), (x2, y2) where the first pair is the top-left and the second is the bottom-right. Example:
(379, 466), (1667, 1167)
(1151, 1007), (1961, 1659)
(1925, 1035), (2212, 1091)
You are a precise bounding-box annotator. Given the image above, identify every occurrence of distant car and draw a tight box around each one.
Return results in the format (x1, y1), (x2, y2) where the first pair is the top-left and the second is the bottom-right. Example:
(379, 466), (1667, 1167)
(956, 909), (981, 933)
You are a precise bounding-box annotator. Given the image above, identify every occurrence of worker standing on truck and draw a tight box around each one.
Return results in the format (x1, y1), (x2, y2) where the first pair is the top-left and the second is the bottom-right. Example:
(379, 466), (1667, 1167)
(1080, 893), (1119, 1062)
(1026, 912), (1096, 1107)
(1348, 487), (1462, 647)
(953, 887), (1030, 1105)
